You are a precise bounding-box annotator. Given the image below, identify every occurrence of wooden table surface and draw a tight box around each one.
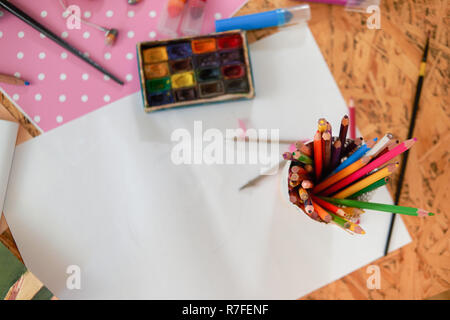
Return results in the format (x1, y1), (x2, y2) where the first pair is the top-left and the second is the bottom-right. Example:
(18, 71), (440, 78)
(1, 0), (449, 299)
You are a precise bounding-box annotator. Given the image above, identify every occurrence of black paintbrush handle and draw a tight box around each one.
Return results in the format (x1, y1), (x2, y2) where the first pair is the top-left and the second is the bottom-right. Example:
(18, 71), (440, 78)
(0, 0), (124, 85)
(384, 74), (425, 255)
(384, 37), (430, 255)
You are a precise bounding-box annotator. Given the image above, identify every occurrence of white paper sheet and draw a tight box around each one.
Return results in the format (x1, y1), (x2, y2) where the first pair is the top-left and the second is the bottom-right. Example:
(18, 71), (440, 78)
(4, 26), (411, 299)
(0, 120), (18, 213)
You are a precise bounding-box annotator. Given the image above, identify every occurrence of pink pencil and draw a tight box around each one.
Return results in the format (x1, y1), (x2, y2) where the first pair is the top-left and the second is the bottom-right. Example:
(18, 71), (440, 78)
(348, 98), (356, 139)
(321, 138), (416, 196)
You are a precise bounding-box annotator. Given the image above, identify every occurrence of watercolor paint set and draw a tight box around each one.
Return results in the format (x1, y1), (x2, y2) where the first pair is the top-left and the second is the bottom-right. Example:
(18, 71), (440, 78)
(136, 31), (255, 112)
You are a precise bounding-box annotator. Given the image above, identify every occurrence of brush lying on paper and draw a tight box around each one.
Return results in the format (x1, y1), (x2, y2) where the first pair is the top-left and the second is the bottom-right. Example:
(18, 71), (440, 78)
(284, 115), (434, 235)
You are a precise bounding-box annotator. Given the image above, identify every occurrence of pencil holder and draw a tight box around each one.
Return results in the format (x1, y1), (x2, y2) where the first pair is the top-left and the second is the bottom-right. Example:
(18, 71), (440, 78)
(282, 116), (433, 235)
(283, 139), (360, 224)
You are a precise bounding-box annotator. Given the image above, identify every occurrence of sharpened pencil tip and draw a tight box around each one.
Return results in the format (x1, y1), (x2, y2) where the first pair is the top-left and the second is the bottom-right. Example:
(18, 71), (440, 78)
(25, 81), (30, 86)
(417, 208), (433, 217)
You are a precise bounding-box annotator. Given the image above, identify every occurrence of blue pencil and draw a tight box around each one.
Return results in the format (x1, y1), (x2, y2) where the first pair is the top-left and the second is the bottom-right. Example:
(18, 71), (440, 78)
(331, 137), (378, 174)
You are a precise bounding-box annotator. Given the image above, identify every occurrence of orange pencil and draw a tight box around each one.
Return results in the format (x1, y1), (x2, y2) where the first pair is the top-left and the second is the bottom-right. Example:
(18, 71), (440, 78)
(298, 203), (320, 221)
(311, 195), (346, 218)
(311, 200), (332, 223)
(313, 155), (372, 194)
(313, 131), (323, 180)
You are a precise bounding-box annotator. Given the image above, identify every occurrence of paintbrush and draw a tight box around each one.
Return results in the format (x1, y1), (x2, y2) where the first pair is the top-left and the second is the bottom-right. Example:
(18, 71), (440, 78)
(0, 0), (124, 85)
(384, 33), (431, 255)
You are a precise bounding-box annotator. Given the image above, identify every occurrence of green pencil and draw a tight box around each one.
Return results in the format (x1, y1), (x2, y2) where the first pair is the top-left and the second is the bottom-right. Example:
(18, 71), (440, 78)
(292, 151), (313, 165)
(329, 212), (365, 234)
(319, 197), (434, 217)
(329, 212), (350, 229)
(348, 177), (389, 199)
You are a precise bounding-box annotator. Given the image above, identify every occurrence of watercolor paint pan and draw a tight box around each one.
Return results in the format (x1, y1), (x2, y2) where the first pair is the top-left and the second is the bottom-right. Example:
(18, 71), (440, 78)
(137, 30), (255, 113)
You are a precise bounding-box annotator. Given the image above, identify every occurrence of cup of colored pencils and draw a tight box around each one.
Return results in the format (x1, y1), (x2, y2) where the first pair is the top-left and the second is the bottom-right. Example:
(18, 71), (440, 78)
(283, 115), (434, 235)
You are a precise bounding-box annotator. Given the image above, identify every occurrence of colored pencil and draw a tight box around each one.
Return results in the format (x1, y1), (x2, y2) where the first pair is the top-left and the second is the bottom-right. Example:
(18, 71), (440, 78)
(348, 98), (356, 139)
(295, 141), (313, 157)
(283, 152), (293, 160)
(313, 155), (371, 194)
(343, 136), (363, 155)
(304, 164), (314, 174)
(322, 131), (332, 172)
(330, 140), (342, 171)
(299, 202), (320, 221)
(329, 212), (350, 229)
(376, 139), (399, 158)
(348, 177), (389, 200)
(328, 211), (365, 234)
(291, 165), (307, 175)
(354, 137), (363, 146)
(385, 34), (431, 255)
(344, 218), (365, 234)
(319, 197), (434, 217)
(289, 179), (300, 188)
(366, 133), (393, 157)
(338, 115), (349, 154)
(285, 115), (431, 235)
(292, 151), (313, 164)
(313, 131), (323, 179)
(332, 163), (398, 199)
(331, 137), (377, 174)
(289, 172), (300, 182)
(0, 0), (124, 85)
(298, 188), (309, 201)
(0, 73), (30, 86)
(388, 140), (399, 150)
(289, 190), (300, 205)
(311, 200), (332, 223)
(318, 118), (328, 132)
(311, 195), (346, 217)
(341, 207), (364, 219)
(327, 121), (332, 138)
(301, 180), (314, 189)
(321, 138), (416, 196)
(304, 198), (314, 215)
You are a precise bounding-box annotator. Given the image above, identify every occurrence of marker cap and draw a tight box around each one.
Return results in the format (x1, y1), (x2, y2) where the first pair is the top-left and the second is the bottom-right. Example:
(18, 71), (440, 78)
(215, 4), (311, 32)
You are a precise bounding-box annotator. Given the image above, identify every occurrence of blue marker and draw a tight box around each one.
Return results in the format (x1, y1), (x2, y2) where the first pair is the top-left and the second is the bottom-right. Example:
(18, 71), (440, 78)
(332, 138), (378, 174)
(215, 4), (311, 32)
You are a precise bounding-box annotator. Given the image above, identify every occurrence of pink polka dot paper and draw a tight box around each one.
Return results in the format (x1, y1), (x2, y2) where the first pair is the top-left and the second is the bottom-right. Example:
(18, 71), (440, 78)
(0, 0), (248, 132)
